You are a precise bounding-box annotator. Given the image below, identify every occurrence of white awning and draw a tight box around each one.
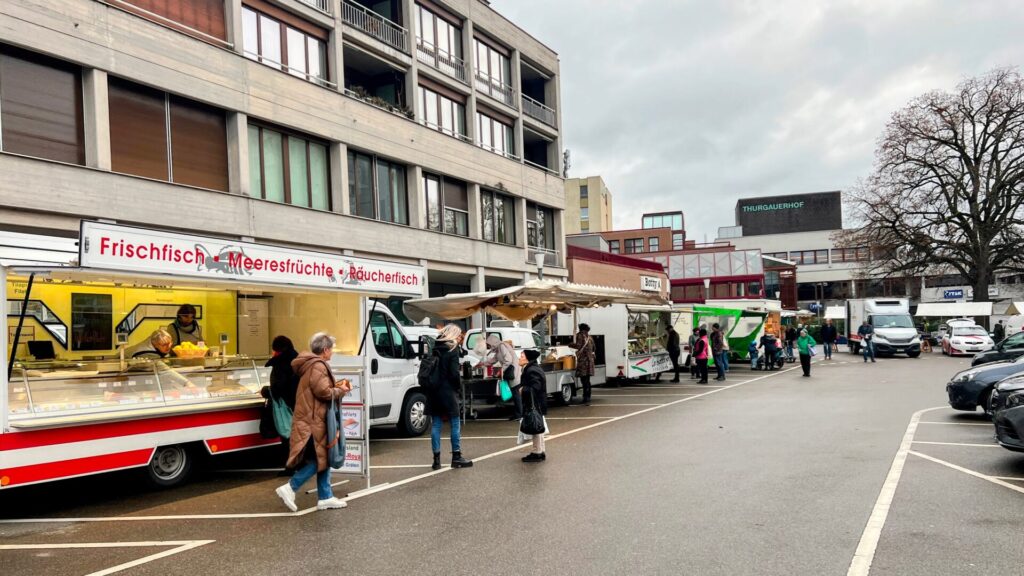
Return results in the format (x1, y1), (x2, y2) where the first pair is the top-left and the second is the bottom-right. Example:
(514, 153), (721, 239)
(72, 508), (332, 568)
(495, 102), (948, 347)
(915, 302), (994, 317)
(825, 306), (845, 320)
(1004, 302), (1024, 315)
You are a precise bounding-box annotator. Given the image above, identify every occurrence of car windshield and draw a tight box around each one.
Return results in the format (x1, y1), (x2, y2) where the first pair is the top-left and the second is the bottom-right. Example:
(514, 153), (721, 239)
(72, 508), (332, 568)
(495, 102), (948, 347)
(953, 327), (988, 337)
(871, 314), (914, 329)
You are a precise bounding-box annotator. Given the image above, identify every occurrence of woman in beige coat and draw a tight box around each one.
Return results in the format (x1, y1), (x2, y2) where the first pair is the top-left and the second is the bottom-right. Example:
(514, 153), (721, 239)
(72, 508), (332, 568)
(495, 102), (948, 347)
(275, 332), (351, 512)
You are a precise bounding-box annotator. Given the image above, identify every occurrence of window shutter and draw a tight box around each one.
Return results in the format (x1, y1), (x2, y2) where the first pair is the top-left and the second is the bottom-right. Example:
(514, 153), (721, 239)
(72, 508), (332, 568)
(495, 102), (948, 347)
(109, 78), (169, 181)
(170, 95), (228, 191)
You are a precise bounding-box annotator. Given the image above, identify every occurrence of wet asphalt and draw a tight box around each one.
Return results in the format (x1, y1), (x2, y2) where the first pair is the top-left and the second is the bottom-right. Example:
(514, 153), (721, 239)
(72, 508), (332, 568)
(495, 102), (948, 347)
(3, 350), (1024, 575)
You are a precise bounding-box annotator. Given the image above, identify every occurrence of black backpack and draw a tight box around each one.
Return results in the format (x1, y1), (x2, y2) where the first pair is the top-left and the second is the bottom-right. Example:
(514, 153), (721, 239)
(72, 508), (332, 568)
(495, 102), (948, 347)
(418, 349), (443, 391)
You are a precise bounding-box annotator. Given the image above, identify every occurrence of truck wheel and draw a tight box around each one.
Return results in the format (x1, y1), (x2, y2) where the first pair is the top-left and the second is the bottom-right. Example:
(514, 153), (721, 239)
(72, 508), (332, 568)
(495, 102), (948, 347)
(981, 388), (994, 415)
(557, 382), (574, 406)
(145, 444), (193, 488)
(850, 343), (860, 355)
(399, 391), (429, 437)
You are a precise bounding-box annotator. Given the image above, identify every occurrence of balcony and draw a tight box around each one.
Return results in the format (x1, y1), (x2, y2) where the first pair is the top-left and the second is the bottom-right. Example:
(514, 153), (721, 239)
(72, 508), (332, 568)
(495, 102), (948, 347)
(478, 142), (520, 162)
(297, 0), (331, 14)
(343, 44), (412, 117)
(528, 247), (561, 268)
(475, 74), (516, 108)
(416, 41), (468, 84)
(342, 0), (409, 53)
(522, 94), (556, 128)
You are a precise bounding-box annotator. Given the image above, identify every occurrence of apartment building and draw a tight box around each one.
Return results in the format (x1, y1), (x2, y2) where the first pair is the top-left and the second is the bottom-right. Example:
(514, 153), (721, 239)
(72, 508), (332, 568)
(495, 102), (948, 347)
(563, 176), (612, 234)
(0, 0), (566, 303)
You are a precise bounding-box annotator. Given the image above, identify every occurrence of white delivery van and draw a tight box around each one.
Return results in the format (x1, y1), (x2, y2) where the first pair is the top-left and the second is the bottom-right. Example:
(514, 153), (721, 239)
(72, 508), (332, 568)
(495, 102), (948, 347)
(845, 299), (921, 357)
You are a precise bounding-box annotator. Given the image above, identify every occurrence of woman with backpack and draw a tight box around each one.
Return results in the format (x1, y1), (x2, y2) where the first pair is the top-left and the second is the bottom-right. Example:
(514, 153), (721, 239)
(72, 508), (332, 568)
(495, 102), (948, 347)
(694, 328), (710, 384)
(425, 324), (473, 471)
(264, 335), (299, 466)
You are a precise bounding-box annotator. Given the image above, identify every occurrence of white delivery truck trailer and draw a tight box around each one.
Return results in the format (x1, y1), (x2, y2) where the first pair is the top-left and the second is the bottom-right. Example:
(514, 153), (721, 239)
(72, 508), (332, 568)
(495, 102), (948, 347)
(845, 298), (921, 357)
(574, 304), (674, 381)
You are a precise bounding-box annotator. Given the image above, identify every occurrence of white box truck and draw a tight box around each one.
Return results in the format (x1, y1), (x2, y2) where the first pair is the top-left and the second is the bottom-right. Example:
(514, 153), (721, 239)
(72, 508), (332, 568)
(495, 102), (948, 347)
(845, 298), (921, 358)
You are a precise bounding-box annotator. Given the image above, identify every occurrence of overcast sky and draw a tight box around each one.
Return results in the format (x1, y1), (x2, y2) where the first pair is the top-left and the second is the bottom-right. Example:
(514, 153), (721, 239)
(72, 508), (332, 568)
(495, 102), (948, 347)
(489, 0), (1024, 241)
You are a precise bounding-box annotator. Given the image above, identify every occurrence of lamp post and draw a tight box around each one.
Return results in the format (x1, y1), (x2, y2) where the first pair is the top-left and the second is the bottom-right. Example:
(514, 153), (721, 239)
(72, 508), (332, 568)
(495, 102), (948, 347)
(535, 252), (546, 281)
(535, 252), (548, 347)
(703, 278), (711, 303)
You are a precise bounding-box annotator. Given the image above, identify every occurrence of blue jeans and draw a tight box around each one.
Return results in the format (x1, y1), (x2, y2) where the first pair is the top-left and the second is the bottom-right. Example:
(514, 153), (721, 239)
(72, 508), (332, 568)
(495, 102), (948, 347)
(824, 342), (833, 359)
(862, 340), (875, 361)
(750, 352), (758, 369)
(715, 352), (726, 379)
(289, 458), (332, 500)
(431, 414), (462, 454)
(721, 352), (730, 372)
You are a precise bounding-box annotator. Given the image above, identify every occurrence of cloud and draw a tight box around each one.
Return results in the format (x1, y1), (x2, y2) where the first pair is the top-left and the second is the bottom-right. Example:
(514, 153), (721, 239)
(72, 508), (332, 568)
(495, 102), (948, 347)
(489, 0), (1024, 240)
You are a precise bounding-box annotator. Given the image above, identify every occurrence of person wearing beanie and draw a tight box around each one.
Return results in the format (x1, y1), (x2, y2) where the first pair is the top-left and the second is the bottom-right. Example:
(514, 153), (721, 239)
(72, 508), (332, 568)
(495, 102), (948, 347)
(425, 324), (473, 470)
(520, 348), (548, 462)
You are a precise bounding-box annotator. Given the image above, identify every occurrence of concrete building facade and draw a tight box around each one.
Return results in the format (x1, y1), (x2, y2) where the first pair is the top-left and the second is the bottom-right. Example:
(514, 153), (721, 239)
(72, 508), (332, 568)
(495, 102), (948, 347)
(0, 0), (566, 310)
(563, 175), (613, 234)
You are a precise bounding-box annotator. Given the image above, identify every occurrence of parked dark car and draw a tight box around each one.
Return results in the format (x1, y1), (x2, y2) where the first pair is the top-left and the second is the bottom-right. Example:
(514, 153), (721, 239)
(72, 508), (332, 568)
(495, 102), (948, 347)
(971, 330), (1024, 367)
(989, 374), (1024, 452)
(946, 355), (1024, 413)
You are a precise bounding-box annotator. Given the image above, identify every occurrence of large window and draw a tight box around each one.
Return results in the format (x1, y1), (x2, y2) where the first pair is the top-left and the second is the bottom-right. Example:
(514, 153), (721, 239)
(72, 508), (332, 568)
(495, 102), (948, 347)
(477, 112), (515, 158)
(242, 5), (328, 85)
(370, 309), (410, 359)
(481, 189), (516, 245)
(116, 0), (227, 42)
(424, 173), (469, 236)
(789, 249), (829, 265)
(527, 202), (555, 250)
(672, 232), (684, 250)
(419, 85), (466, 138)
(109, 77), (228, 191)
(624, 238), (644, 254)
(580, 184), (589, 198)
(832, 247), (870, 263)
(649, 237), (660, 252)
(580, 207), (590, 221)
(347, 150), (408, 224)
(0, 46), (84, 165)
(473, 37), (512, 103)
(415, 4), (463, 77)
(248, 123), (329, 209)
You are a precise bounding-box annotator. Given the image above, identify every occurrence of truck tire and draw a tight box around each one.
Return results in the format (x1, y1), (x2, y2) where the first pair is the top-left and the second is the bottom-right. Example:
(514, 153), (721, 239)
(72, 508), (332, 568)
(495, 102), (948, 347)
(399, 391), (429, 437)
(145, 444), (194, 488)
(557, 382), (574, 406)
(850, 342), (860, 355)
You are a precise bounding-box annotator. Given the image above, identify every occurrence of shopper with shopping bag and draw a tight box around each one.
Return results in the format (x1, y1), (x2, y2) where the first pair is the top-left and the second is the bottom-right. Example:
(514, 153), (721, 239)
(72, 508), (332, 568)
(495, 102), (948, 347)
(518, 349), (548, 462)
(481, 334), (522, 419)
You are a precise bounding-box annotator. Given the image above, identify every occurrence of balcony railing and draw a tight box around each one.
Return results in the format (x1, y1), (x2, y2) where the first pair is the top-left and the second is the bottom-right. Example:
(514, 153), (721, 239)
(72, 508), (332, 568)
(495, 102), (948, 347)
(522, 94), (557, 128)
(528, 247), (561, 268)
(416, 41), (468, 84)
(343, 87), (413, 118)
(420, 120), (473, 143)
(475, 74), (516, 108)
(478, 142), (520, 162)
(342, 0), (409, 53)
(524, 158), (559, 176)
(297, 0), (332, 14)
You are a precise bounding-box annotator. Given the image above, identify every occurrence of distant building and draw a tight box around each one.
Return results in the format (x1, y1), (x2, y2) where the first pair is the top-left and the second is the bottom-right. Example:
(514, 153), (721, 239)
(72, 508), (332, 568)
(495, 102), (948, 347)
(564, 176), (613, 234)
(642, 211), (685, 250)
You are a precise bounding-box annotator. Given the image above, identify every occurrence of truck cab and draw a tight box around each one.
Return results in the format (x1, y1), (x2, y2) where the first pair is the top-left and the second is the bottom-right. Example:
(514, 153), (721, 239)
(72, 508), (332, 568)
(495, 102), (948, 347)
(846, 299), (921, 357)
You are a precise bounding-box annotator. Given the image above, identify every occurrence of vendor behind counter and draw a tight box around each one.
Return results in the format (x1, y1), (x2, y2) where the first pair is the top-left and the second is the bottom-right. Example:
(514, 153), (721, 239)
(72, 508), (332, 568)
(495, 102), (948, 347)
(168, 303), (203, 345)
(127, 329), (174, 358)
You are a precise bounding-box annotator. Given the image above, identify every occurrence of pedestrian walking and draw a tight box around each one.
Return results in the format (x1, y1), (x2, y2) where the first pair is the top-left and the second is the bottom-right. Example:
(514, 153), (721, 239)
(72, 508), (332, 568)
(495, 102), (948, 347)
(265, 335), (299, 466)
(482, 334), (522, 420)
(276, 332), (351, 512)
(821, 319), (837, 360)
(758, 332), (781, 370)
(694, 328), (710, 384)
(426, 324), (474, 470)
(858, 320), (876, 363)
(748, 340), (759, 370)
(570, 323), (596, 404)
(688, 328), (700, 379)
(994, 320), (1006, 343)
(721, 335), (731, 372)
(785, 325), (798, 361)
(519, 349), (548, 462)
(797, 329), (816, 377)
(666, 324), (681, 383)
(711, 323), (726, 381)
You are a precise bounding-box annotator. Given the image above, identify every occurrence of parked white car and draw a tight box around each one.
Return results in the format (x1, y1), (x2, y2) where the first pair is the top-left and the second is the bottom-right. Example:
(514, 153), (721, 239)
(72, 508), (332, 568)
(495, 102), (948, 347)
(942, 324), (996, 356)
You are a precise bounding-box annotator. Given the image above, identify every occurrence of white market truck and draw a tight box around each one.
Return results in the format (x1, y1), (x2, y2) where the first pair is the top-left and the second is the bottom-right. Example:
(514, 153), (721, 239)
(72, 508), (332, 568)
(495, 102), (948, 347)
(845, 298), (921, 357)
(571, 304), (674, 381)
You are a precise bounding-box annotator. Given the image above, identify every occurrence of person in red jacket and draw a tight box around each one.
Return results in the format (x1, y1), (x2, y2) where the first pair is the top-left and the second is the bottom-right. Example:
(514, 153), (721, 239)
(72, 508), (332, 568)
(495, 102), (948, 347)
(694, 328), (710, 384)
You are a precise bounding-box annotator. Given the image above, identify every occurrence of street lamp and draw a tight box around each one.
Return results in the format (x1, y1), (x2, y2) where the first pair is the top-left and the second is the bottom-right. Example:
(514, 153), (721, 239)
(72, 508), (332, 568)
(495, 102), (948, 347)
(703, 278), (711, 303)
(534, 252), (546, 281)
(535, 252), (548, 348)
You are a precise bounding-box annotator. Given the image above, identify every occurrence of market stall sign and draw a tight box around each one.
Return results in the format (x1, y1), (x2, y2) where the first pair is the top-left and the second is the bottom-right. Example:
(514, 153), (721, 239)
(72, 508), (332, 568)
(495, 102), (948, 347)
(640, 276), (663, 293)
(79, 221), (424, 295)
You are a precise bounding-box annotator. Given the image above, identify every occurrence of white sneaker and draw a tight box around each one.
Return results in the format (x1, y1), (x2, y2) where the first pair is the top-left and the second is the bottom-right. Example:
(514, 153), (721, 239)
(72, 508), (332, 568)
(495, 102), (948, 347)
(276, 483), (297, 512)
(317, 497), (347, 510)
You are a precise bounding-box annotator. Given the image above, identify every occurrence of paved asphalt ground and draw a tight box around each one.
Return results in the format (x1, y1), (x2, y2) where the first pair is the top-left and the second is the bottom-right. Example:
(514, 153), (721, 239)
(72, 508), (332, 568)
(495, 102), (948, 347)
(3, 350), (1024, 575)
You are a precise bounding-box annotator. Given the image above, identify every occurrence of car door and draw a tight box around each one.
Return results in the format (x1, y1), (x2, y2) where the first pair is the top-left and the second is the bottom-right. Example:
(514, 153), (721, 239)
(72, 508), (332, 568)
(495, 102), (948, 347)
(367, 308), (412, 422)
(998, 331), (1024, 362)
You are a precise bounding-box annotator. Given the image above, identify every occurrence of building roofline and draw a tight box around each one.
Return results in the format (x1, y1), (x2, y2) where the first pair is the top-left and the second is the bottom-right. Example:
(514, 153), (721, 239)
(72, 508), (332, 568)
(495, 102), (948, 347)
(735, 190), (841, 205)
(472, 0), (560, 58)
(567, 245), (666, 273)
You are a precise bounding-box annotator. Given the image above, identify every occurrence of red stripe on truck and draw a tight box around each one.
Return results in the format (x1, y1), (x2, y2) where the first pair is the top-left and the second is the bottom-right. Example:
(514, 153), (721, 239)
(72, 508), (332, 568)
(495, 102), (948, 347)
(0, 448), (154, 488)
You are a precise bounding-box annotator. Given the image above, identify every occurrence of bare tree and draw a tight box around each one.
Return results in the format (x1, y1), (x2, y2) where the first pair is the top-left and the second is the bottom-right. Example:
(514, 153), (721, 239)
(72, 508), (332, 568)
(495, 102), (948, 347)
(837, 68), (1024, 304)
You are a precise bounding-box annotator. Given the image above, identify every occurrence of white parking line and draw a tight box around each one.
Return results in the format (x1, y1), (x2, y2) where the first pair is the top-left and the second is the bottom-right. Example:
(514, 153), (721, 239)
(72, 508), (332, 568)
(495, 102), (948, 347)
(991, 476), (1024, 482)
(910, 451), (1024, 496)
(370, 465), (434, 469)
(590, 394), (700, 397)
(582, 403), (664, 407)
(911, 441), (999, 448)
(0, 540), (215, 576)
(917, 422), (993, 427)
(372, 436), (518, 442)
(846, 406), (947, 576)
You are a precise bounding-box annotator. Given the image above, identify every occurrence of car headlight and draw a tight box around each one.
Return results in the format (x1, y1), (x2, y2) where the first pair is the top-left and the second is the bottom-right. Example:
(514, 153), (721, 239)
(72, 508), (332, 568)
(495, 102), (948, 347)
(953, 372), (976, 383)
(873, 334), (888, 342)
(1006, 392), (1024, 409)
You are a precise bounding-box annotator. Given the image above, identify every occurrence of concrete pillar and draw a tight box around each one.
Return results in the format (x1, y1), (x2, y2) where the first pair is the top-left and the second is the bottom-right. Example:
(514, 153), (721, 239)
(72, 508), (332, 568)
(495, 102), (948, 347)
(550, 67), (563, 174)
(463, 20), (477, 141)
(329, 26), (345, 92)
(227, 112), (250, 196)
(419, 259), (430, 299)
(515, 196), (529, 249)
(82, 69), (111, 171)
(554, 208), (566, 267)
(225, 0), (244, 55)
(403, 0), (421, 119)
(470, 266), (486, 329)
(331, 141), (348, 213)
(406, 165), (425, 228)
(510, 49), (523, 159)
(467, 183), (482, 239)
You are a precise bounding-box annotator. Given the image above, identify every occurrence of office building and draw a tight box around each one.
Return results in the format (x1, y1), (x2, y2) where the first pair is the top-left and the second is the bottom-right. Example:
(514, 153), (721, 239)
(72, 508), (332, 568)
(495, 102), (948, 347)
(564, 176), (613, 234)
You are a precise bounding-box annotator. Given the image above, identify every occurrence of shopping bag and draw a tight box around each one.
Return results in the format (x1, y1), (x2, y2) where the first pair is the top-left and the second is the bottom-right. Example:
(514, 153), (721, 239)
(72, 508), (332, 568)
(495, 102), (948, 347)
(809, 346), (817, 357)
(325, 398), (345, 469)
(272, 397), (293, 439)
(516, 429), (531, 445)
(499, 379), (513, 402)
(520, 408), (547, 435)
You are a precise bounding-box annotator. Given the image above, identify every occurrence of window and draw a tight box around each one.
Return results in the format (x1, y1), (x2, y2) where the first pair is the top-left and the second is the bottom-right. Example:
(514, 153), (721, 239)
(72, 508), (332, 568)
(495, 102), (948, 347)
(832, 247), (870, 263)
(71, 293), (112, 351)
(370, 310), (409, 359)
(481, 189), (516, 245)
(117, 0), (227, 42)
(242, 6), (328, 85)
(477, 112), (515, 158)
(580, 207), (590, 221)
(580, 185), (589, 199)
(347, 150), (407, 223)
(624, 238), (644, 254)
(249, 123), (329, 209)
(109, 77), (228, 190)
(764, 252), (789, 261)
(424, 173), (469, 236)
(581, 221), (589, 232)
(609, 240), (620, 254)
(649, 237), (660, 252)
(0, 46), (84, 165)
(527, 202), (555, 250)
(672, 232), (684, 251)
(473, 38), (512, 102)
(419, 85), (466, 137)
(415, 5), (463, 62)
(789, 249), (829, 265)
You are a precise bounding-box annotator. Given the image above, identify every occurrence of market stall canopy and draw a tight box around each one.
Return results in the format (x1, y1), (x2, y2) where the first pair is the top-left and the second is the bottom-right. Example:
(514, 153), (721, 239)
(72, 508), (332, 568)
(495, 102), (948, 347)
(825, 306), (845, 320)
(403, 280), (669, 322)
(915, 302), (994, 317)
(1004, 302), (1024, 316)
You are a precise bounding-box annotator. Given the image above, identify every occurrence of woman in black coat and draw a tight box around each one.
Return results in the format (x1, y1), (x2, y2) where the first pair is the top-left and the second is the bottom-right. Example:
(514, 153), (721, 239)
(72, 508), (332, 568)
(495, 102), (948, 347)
(425, 325), (473, 470)
(520, 349), (548, 463)
(265, 336), (299, 409)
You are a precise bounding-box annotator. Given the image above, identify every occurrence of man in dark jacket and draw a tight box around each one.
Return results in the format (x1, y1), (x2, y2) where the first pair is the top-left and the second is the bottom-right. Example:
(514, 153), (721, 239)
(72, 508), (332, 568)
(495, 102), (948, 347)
(994, 320), (1006, 343)
(857, 321), (876, 363)
(666, 325), (681, 383)
(785, 325), (798, 360)
(520, 349), (548, 462)
(711, 323), (726, 381)
(820, 320), (838, 360)
(688, 328), (700, 379)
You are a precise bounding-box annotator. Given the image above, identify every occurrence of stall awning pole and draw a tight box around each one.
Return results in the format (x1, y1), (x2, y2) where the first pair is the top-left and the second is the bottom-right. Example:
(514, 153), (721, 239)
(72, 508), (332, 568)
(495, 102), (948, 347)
(1, 265), (8, 432)
(7, 272), (34, 381)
